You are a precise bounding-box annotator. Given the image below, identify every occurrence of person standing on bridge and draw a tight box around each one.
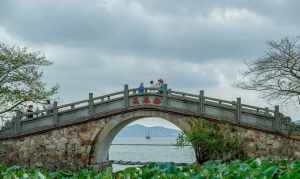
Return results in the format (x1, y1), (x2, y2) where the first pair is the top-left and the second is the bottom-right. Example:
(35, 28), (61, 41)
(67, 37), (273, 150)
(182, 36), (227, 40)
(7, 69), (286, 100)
(44, 100), (54, 114)
(158, 78), (165, 94)
(150, 80), (156, 88)
(26, 105), (34, 119)
(155, 79), (160, 88)
(138, 82), (145, 95)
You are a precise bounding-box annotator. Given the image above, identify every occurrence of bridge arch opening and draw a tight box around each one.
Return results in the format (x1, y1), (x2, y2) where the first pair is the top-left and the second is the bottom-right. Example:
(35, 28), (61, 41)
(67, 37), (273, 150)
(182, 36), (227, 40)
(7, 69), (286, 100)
(90, 111), (196, 166)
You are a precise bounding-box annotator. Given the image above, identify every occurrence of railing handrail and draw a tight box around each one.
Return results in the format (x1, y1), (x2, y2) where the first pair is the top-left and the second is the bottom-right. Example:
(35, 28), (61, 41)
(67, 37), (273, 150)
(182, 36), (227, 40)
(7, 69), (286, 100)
(14, 90), (274, 118)
(168, 90), (276, 115)
(0, 85), (288, 132)
(241, 103), (275, 113)
(3, 89), (276, 119)
(205, 96), (234, 105)
(169, 90), (198, 98)
(16, 90), (125, 120)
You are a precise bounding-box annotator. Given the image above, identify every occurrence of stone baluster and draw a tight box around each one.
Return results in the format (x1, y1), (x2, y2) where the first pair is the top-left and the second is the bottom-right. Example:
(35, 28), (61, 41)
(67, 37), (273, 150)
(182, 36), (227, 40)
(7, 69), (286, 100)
(124, 84), (129, 108)
(264, 107), (270, 116)
(236, 97), (241, 123)
(162, 84), (168, 106)
(0, 117), (3, 130)
(273, 105), (280, 131)
(89, 92), (94, 114)
(199, 90), (205, 114)
(13, 111), (22, 135)
(71, 104), (75, 110)
(53, 101), (59, 127)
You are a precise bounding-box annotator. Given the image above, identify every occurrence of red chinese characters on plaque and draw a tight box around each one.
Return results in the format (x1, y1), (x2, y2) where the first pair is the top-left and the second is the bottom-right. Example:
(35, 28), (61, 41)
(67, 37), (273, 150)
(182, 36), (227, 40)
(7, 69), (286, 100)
(131, 96), (161, 105)
(143, 96), (151, 104)
(153, 97), (161, 104)
(132, 96), (140, 105)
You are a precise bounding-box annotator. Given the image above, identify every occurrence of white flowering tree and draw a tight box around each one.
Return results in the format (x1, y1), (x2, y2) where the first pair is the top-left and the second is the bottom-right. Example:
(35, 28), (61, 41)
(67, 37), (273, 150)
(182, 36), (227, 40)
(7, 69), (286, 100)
(0, 43), (58, 120)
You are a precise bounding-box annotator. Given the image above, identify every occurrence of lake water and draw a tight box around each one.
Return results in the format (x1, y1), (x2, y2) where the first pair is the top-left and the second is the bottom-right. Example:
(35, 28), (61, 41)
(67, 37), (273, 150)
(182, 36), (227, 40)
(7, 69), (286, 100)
(109, 137), (196, 171)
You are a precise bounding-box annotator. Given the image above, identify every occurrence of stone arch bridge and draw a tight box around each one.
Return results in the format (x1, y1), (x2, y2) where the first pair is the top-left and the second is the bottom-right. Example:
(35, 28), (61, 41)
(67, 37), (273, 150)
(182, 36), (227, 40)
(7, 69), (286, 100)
(0, 84), (300, 169)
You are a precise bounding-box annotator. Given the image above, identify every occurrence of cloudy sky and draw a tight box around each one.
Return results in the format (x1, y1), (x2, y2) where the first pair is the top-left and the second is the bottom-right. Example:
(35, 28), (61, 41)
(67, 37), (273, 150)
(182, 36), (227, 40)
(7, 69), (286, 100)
(1, 0), (300, 127)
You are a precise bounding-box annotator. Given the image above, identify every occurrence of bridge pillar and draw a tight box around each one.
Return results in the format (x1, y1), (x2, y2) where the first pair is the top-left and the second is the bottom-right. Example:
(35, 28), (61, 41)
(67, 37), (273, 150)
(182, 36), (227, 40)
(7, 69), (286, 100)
(13, 111), (22, 135)
(89, 93), (95, 114)
(264, 107), (270, 116)
(199, 90), (205, 114)
(162, 84), (168, 106)
(273, 105), (280, 131)
(124, 84), (129, 108)
(53, 101), (59, 127)
(236, 97), (241, 123)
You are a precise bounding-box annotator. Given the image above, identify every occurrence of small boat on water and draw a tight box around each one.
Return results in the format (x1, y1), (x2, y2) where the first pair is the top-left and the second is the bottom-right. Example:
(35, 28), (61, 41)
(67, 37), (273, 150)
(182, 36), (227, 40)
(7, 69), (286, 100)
(145, 128), (151, 140)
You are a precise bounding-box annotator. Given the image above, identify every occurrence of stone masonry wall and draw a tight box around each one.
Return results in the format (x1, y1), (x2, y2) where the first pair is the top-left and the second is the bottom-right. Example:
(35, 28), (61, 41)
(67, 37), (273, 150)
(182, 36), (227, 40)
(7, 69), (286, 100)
(0, 110), (300, 170)
(217, 122), (300, 160)
(0, 119), (106, 170)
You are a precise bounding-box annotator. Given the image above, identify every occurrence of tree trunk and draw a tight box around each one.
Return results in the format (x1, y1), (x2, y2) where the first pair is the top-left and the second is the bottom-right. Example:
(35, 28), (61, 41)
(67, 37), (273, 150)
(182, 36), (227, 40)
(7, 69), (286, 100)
(194, 145), (209, 164)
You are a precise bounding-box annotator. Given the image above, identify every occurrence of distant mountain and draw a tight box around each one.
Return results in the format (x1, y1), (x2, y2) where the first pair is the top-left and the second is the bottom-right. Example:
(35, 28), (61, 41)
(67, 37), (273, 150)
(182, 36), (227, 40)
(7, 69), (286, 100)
(116, 124), (180, 138)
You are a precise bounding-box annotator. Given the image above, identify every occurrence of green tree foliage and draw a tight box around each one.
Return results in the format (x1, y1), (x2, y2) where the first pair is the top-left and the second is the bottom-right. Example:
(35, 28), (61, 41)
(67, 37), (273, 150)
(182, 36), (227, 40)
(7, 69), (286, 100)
(176, 119), (246, 164)
(0, 43), (58, 116)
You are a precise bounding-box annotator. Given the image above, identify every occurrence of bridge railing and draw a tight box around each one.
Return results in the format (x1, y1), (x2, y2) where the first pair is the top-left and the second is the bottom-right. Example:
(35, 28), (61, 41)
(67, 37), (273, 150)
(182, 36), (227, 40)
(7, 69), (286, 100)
(1, 84), (299, 136)
(0, 89), (128, 132)
(55, 91), (125, 113)
(131, 86), (291, 131)
(13, 91), (124, 121)
(168, 90), (276, 117)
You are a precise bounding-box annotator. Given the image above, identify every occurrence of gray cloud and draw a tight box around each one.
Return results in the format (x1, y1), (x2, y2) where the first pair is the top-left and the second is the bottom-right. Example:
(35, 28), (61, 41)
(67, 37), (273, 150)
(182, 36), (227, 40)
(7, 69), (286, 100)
(1, 0), (299, 63)
(41, 46), (221, 103)
(0, 0), (299, 119)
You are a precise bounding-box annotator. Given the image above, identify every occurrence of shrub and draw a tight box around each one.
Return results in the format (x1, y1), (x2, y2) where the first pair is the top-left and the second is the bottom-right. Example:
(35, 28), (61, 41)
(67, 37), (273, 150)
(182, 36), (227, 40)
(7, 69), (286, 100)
(176, 119), (246, 164)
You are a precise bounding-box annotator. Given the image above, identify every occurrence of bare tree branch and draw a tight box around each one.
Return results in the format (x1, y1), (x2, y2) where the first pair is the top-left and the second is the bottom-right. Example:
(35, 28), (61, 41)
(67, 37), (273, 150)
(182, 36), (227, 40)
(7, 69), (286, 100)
(0, 100), (26, 115)
(236, 37), (300, 105)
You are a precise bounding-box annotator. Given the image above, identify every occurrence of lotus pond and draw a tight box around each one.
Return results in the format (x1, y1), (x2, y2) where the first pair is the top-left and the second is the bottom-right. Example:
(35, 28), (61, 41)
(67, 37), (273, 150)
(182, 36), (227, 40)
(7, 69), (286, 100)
(1, 159), (300, 178)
